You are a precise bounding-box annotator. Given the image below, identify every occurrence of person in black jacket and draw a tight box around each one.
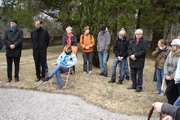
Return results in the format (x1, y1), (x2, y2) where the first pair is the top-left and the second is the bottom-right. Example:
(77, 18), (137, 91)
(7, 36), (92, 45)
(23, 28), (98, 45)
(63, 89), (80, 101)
(153, 102), (180, 120)
(31, 20), (50, 82)
(127, 29), (147, 92)
(108, 31), (129, 84)
(62, 26), (77, 46)
(4, 19), (23, 82)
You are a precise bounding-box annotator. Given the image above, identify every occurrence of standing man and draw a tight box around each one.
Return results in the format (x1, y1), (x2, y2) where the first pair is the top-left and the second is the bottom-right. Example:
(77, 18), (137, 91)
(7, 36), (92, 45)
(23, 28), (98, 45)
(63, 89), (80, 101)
(80, 26), (95, 74)
(4, 19), (23, 82)
(109, 31), (129, 84)
(97, 24), (111, 77)
(121, 27), (131, 80)
(127, 29), (147, 92)
(31, 20), (50, 82)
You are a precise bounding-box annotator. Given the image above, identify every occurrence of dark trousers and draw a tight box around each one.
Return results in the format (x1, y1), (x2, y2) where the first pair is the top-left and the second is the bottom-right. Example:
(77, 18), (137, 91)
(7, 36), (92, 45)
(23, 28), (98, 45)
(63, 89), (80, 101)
(82, 52), (92, 72)
(165, 80), (178, 105)
(33, 50), (47, 78)
(6, 57), (20, 79)
(130, 67), (143, 90)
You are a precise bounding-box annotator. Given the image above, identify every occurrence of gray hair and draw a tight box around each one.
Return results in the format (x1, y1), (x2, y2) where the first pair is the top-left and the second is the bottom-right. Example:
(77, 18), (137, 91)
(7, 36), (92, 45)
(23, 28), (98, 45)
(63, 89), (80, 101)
(135, 29), (143, 35)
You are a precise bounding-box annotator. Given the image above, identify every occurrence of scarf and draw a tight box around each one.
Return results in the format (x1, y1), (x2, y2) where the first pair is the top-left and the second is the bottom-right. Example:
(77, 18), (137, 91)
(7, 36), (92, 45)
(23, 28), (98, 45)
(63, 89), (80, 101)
(67, 33), (73, 45)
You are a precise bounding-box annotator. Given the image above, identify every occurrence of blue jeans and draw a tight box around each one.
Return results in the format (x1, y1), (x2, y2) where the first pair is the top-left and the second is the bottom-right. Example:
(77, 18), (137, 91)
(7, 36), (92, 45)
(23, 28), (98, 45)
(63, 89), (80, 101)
(48, 64), (69, 87)
(98, 52), (108, 75)
(156, 69), (164, 93)
(111, 57), (126, 80)
(174, 96), (180, 106)
(124, 58), (130, 77)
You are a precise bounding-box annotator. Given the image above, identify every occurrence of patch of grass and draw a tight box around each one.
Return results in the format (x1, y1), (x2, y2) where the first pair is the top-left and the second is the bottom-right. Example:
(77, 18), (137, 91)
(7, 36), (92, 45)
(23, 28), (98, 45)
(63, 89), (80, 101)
(0, 45), (166, 115)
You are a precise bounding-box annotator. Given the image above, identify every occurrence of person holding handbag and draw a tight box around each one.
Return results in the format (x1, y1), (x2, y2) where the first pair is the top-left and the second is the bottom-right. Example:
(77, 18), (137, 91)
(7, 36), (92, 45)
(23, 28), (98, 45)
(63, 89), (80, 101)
(164, 38), (180, 105)
(152, 39), (171, 94)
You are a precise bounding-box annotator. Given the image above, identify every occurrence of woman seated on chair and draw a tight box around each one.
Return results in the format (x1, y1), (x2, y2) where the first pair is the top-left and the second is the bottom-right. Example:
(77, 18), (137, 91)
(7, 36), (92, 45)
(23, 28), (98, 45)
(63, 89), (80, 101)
(42, 45), (77, 89)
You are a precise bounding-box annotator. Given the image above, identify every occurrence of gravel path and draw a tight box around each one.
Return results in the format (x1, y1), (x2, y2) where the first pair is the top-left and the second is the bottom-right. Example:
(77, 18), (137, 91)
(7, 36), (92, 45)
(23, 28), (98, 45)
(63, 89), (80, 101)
(0, 88), (157, 120)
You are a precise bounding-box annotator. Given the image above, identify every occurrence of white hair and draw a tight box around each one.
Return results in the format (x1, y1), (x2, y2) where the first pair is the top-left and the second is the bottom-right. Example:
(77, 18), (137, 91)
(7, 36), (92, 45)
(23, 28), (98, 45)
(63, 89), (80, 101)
(135, 29), (143, 35)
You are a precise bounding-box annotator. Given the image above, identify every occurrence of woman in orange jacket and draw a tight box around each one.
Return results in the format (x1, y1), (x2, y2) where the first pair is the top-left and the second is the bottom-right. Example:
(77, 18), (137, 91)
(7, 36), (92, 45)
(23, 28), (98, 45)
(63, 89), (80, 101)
(80, 26), (95, 74)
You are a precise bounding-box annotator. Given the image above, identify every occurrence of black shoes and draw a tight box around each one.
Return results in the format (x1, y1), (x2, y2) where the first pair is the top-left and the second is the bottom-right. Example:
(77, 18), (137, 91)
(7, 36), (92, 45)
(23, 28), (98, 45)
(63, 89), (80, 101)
(15, 77), (19, 82)
(6, 79), (12, 83)
(127, 86), (136, 90)
(99, 73), (108, 77)
(35, 77), (42, 82)
(135, 89), (142, 92)
(125, 76), (130, 80)
(117, 80), (123, 85)
(108, 79), (116, 83)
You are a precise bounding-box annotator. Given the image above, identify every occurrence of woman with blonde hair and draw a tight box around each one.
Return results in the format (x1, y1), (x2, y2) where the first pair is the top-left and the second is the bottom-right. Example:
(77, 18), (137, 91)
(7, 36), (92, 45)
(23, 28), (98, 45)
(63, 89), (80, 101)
(152, 39), (171, 94)
(164, 39), (180, 105)
(62, 26), (77, 46)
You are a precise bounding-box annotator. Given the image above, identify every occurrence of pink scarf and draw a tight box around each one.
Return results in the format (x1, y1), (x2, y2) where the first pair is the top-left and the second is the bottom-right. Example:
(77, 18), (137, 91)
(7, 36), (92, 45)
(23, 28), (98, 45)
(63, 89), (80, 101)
(67, 33), (73, 45)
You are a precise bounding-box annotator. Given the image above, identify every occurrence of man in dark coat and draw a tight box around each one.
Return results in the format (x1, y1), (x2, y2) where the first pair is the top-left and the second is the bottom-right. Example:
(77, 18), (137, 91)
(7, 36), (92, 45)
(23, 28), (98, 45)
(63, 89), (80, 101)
(4, 19), (23, 82)
(127, 29), (147, 92)
(31, 20), (50, 82)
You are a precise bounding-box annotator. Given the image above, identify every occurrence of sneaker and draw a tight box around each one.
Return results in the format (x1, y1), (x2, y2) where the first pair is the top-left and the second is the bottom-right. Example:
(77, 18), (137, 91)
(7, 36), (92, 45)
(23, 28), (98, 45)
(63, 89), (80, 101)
(160, 93), (165, 96)
(88, 71), (92, 75)
(154, 91), (160, 94)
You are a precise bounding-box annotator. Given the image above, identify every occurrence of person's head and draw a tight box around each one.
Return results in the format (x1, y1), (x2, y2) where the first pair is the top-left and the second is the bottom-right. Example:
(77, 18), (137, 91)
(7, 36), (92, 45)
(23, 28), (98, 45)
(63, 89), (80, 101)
(10, 19), (17, 28)
(135, 29), (143, 39)
(118, 31), (126, 39)
(121, 27), (127, 32)
(171, 39), (180, 51)
(35, 20), (41, 29)
(66, 26), (73, 34)
(84, 26), (90, 34)
(158, 39), (168, 48)
(65, 45), (72, 53)
(99, 24), (106, 31)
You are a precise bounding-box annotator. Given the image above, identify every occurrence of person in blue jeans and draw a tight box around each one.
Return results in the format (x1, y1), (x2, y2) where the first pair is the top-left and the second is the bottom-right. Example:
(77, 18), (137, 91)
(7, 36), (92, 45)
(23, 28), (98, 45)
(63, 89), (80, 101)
(97, 24), (111, 77)
(121, 27), (131, 80)
(152, 39), (171, 94)
(108, 31), (129, 84)
(42, 45), (77, 89)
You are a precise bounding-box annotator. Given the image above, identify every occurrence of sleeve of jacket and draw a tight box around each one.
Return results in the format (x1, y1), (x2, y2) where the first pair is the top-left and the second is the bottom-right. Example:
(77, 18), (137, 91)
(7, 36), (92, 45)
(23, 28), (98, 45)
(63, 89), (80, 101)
(134, 40), (147, 58)
(80, 35), (85, 48)
(97, 33), (100, 51)
(4, 31), (11, 48)
(122, 41), (129, 58)
(73, 35), (77, 46)
(46, 30), (50, 47)
(162, 103), (180, 119)
(164, 52), (170, 76)
(0, 38), (2, 50)
(105, 33), (111, 51)
(113, 39), (119, 57)
(14, 30), (23, 48)
(90, 36), (95, 47)
(62, 35), (66, 46)
(128, 41), (133, 56)
(152, 47), (161, 57)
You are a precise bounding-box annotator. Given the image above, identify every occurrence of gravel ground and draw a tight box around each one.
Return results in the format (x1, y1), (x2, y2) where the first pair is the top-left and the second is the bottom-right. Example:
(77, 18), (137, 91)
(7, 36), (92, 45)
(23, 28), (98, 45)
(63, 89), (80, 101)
(0, 88), (158, 120)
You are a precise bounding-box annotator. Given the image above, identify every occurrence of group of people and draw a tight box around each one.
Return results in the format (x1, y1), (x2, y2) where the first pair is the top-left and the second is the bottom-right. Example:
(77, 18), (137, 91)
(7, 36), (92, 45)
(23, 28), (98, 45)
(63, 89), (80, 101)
(1, 19), (180, 119)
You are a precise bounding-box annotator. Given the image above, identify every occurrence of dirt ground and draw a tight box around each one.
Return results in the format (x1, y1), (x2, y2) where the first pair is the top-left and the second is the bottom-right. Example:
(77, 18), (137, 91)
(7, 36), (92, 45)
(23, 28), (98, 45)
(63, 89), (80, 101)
(0, 45), (166, 116)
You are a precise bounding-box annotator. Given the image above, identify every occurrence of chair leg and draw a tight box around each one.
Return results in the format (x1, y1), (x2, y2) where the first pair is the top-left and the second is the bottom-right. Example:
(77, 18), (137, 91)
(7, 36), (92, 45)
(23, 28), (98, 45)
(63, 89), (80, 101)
(34, 81), (45, 88)
(63, 69), (71, 88)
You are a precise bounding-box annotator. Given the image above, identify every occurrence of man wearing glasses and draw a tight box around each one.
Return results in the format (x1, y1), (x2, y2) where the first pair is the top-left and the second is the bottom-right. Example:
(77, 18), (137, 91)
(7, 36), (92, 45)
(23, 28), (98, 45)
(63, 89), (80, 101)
(127, 29), (147, 92)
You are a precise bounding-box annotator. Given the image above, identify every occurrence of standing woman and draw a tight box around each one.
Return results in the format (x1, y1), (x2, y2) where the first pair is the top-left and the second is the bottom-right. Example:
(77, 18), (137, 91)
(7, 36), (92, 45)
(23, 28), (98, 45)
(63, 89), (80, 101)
(164, 39), (180, 105)
(62, 26), (77, 46)
(152, 39), (171, 94)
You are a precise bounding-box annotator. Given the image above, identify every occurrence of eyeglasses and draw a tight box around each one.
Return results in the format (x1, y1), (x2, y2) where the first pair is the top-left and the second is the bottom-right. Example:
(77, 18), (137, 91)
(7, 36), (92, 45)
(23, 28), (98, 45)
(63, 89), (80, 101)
(136, 33), (142, 35)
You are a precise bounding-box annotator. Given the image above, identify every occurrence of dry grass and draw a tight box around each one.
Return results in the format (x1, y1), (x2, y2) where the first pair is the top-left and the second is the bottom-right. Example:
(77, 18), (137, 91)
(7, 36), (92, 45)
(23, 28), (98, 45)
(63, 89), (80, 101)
(0, 45), (166, 115)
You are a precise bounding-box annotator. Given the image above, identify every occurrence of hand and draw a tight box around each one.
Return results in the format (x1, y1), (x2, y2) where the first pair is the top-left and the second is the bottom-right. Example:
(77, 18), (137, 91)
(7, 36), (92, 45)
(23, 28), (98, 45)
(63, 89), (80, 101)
(119, 57), (124, 61)
(163, 115), (173, 120)
(130, 54), (136, 60)
(166, 76), (172, 80)
(85, 46), (90, 49)
(152, 102), (163, 114)
(10, 45), (15, 49)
